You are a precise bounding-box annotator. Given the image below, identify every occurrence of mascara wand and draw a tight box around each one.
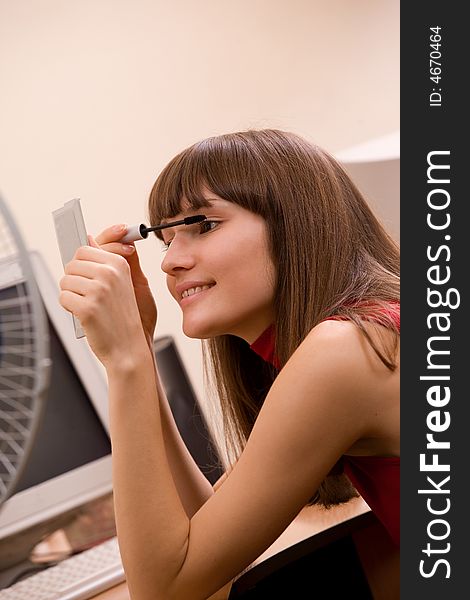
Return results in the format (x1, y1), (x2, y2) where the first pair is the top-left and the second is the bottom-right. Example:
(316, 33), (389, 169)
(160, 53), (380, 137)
(119, 215), (207, 243)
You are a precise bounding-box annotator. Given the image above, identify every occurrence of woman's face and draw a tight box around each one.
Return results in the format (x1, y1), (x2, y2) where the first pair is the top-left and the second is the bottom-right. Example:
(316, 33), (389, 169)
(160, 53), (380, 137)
(160, 191), (276, 343)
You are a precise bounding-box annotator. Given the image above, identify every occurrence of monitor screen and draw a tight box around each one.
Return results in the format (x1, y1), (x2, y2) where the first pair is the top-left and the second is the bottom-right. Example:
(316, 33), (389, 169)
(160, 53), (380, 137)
(0, 251), (113, 570)
(14, 312), (111, 494)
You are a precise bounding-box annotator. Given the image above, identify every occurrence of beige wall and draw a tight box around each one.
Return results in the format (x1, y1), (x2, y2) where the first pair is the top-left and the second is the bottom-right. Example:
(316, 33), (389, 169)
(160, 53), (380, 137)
(337, 132), (400, 242)
(0, 1), (399, 416)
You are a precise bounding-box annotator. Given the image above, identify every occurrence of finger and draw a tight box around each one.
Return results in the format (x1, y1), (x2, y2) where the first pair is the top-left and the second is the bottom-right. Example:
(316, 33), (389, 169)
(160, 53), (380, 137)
(64, 257), (132, 291)
(90, 234), (134, 257)
(72, 244), (125, 266)
(122, 244), (149, 285)
(63, 257), (102, 278)
(95, 241), (136, 258)
(59, 289), (84, 317)
(88, 234), (100, 249)
(95, 224), (128, 246)
(60, 273), (95, 296)
(93, 238), (146, 282)
(75, 237), (144, 284)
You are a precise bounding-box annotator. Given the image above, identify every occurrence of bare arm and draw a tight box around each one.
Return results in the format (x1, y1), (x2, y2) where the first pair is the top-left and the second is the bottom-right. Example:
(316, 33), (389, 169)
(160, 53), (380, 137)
(105, 321), (398, 599)
(93, 226), (216, 517)
(146, 342), (215, 517)
(60, 246), (398, 600)
(128, 343), (233, 600)
(144, 343), (234, 599)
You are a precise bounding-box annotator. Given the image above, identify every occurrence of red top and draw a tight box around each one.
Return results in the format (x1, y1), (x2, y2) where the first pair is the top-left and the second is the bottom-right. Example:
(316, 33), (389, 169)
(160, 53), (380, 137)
(250, 305), (400, 546)
(342, 455), (399, 545)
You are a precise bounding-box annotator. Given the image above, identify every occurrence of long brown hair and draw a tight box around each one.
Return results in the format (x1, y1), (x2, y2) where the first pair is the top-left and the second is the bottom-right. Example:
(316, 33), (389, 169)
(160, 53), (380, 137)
(148, 129), (400, 507)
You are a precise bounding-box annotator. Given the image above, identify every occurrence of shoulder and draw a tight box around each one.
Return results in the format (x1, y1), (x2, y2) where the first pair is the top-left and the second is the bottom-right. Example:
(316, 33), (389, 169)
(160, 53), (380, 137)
(275, 319), (399, 436)
(292, 318), (398, 382)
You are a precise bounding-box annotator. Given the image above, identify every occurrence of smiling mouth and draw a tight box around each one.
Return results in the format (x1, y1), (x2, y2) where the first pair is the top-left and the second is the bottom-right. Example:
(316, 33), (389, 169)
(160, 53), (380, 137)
(181, 284), (215, 300)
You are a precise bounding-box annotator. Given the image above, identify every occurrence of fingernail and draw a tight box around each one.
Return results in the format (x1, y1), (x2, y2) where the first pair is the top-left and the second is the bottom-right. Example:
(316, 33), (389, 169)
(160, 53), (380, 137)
(122, 244), (135, 253)
(114, 224), (127, 233)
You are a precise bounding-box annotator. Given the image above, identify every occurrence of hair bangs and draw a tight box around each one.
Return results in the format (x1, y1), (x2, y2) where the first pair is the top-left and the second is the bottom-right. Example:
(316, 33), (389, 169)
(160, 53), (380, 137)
(147, 146), (213, 239)
(148, 134), (273, 240)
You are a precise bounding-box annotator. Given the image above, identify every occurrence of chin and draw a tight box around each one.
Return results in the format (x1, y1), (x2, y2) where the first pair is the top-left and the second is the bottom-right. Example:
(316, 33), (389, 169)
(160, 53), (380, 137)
(182, 319), (219, 340)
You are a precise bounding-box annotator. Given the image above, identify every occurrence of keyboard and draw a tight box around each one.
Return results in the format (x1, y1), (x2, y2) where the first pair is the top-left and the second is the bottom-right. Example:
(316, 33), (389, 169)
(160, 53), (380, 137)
(0, 536), (125, 600)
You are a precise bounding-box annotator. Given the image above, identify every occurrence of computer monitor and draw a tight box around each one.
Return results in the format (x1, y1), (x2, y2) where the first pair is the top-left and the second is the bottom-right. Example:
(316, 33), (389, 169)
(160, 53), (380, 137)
(0, 251), (112, 571)
(154, 336), (223, 486)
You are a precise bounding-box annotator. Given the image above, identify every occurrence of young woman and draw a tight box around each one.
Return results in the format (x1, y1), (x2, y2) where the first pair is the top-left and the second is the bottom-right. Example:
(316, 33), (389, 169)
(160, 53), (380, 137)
(59, 129), (400, 599)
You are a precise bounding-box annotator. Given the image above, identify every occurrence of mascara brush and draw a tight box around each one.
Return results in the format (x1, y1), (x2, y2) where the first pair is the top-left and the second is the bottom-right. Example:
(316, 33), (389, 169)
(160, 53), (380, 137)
(119, 215), (207, 243)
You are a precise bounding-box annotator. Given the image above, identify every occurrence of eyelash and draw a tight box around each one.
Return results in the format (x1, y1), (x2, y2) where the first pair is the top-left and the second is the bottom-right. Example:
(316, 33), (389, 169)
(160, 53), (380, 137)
(161, 220), (219, 251)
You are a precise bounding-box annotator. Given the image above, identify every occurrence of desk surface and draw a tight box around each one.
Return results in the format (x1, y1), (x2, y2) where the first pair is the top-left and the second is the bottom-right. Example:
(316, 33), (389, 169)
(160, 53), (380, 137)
(91, 496), (372, 600)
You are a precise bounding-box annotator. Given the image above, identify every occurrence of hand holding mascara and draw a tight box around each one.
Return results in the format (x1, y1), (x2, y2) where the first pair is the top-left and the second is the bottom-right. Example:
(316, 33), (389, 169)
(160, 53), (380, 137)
(119, 215), (207, 243)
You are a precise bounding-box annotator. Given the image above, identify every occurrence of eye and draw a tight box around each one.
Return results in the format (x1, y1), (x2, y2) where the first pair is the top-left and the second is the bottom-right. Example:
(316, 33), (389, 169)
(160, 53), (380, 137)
(199, 220), (219, 234)
(160, 220), (219, 252)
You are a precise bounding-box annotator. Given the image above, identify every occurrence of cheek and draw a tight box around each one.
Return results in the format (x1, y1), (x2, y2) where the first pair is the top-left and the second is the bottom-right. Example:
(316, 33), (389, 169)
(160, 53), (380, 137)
(235, 229), (274, 280)
(225, 248), (275, 303)
(166, 275), (178, 302)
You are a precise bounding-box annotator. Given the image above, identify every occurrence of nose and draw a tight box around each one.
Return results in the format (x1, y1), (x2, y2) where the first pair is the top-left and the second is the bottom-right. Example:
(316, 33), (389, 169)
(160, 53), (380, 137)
(160, 236), (196, 275)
